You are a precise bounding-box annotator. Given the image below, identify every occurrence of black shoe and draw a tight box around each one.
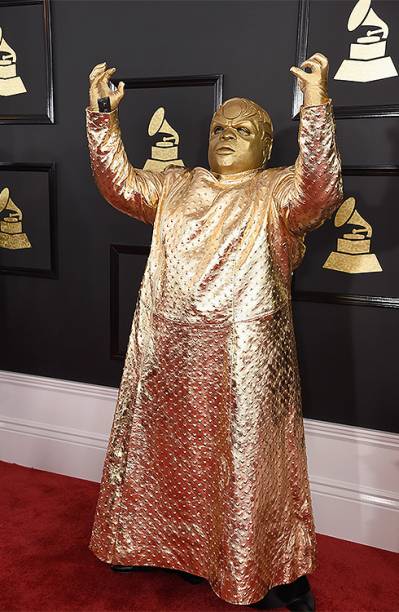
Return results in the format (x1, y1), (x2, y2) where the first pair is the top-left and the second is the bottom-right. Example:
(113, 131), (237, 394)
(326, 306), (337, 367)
(110, 564), (137, 572)
(250, 576), (315, 611)
(287, 589), (315, 611)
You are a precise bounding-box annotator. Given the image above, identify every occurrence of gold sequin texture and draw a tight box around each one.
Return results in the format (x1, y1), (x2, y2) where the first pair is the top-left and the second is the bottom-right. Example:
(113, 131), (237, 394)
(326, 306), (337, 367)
(86, 100), (343, 606)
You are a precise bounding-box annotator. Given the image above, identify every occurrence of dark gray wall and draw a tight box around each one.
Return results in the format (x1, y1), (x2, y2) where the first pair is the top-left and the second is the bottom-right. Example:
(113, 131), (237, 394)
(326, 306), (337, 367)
(1, 0), (398, 433)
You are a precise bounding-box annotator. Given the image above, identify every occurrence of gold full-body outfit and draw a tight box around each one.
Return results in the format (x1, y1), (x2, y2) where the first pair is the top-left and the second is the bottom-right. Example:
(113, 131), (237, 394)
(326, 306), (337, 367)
(86, 99), (343, 606)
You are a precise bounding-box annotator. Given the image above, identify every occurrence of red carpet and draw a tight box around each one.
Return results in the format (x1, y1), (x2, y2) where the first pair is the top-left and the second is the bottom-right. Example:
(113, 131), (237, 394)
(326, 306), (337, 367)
(0, 461), (397, 611)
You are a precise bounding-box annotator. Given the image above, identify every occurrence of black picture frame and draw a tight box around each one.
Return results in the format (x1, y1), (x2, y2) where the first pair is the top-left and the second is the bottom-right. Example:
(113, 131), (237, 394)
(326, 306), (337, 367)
(0, 0), (54, 124)
(0, 162), (57, 277)
(110, 244), (150, 360)
(292, 0), (399, 120)
(292, 165), (399, 309)
(109, 74), (223, 170)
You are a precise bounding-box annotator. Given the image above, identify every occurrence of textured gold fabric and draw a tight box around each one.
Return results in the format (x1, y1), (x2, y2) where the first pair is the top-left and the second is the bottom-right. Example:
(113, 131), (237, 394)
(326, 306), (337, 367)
(86, 100), (343, 605)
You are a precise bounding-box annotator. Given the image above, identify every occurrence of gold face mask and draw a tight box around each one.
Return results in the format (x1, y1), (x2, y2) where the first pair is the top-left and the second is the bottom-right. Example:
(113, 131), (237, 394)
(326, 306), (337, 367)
(208, 97), (273, 176)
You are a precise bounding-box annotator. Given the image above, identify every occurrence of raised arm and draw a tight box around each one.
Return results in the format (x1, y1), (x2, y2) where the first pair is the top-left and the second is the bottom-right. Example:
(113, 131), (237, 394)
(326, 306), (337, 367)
(86, 62), (173, 225)
(273, 54), (343, 236)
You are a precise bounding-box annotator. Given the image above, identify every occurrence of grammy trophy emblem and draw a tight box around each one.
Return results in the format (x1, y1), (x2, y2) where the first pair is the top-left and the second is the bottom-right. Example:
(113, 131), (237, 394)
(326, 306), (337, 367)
(0, 27), (26, 96)
(323, 197), (382, 273)
(334, 0), (398, 82)
(0, 187), (31, 249)
(143, 107), (184, 171)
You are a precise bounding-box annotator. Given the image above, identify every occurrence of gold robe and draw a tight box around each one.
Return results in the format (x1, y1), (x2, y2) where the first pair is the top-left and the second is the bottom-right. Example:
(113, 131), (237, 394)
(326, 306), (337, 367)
(86, 100), (343, 606)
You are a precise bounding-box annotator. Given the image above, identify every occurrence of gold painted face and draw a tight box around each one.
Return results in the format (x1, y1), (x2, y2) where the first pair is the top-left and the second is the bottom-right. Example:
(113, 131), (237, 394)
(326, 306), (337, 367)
(208, 98), (273, 175)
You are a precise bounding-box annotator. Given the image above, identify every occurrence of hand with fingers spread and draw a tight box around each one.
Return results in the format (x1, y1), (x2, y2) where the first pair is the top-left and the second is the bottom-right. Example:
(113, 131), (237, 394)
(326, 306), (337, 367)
(290, 52), (329, 107)
(88, 62), (125, 111)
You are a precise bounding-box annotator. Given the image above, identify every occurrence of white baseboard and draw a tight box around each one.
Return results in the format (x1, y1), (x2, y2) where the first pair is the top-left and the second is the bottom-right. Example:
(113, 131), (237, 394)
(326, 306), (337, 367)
(0, 369), (398, 553)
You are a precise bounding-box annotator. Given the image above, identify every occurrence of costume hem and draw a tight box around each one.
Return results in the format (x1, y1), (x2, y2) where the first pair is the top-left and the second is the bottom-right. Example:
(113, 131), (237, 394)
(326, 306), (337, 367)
(89, 544), (317, 606)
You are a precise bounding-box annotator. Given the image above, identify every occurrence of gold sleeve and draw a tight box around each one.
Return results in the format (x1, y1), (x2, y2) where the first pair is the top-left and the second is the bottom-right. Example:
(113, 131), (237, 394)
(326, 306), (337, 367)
(86, 107), (169, 225)
(273, 99), (344, 237)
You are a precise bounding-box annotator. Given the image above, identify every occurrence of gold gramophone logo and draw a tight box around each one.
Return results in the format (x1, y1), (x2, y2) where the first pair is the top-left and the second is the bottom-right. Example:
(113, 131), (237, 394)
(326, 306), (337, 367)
(0, 27), (27, 96)
(0, 187), (31, 249)
(323, 197), (382, 273)
(334, 0), (398, 82)
(143, 107), (184, 171)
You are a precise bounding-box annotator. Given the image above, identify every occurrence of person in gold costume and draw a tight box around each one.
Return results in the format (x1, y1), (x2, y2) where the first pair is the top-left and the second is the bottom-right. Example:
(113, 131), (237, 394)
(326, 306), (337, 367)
(86, 53), (343, 611)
